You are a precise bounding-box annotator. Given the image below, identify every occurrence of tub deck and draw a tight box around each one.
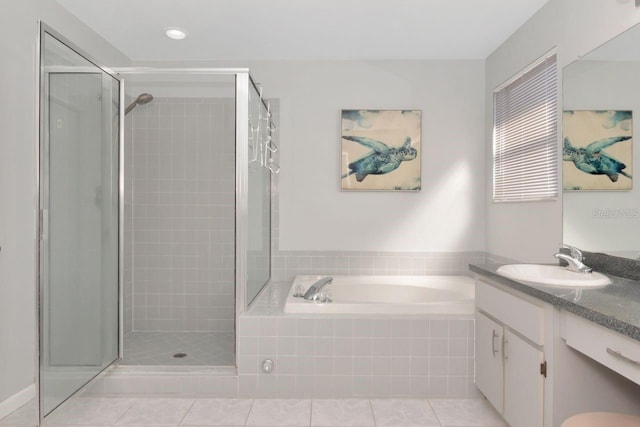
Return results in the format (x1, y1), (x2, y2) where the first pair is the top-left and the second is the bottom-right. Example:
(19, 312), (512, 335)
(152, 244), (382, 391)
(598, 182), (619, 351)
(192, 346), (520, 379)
(284, 275), (475, 315)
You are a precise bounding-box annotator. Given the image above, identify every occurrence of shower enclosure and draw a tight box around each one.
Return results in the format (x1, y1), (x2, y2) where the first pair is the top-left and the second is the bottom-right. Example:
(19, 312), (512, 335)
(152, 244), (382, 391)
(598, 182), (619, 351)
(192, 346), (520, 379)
(39, 23), (276, 421)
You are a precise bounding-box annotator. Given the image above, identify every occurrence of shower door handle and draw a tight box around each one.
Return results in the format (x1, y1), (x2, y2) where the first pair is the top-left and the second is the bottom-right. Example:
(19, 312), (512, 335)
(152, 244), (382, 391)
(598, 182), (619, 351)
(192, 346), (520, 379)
(40, 209), (49, 241)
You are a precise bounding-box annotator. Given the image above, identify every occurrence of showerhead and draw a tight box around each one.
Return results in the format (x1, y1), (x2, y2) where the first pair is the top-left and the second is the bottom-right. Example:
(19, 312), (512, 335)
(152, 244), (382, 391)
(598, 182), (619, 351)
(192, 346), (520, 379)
(125, 93), (154, 115)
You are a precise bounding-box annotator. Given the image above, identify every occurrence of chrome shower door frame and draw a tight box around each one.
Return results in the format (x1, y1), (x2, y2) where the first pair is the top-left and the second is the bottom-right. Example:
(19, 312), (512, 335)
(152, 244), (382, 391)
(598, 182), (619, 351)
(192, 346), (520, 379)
(37, 22), (123, 421)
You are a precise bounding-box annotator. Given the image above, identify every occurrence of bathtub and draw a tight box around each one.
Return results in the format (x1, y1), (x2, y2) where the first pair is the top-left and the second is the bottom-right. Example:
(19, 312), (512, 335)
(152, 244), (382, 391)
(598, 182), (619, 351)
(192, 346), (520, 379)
(283, 275), (475, 315)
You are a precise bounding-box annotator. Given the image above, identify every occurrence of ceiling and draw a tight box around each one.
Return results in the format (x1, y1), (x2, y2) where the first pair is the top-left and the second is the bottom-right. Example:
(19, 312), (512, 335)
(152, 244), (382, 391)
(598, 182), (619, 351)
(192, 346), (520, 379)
(56, 0), (551, 62)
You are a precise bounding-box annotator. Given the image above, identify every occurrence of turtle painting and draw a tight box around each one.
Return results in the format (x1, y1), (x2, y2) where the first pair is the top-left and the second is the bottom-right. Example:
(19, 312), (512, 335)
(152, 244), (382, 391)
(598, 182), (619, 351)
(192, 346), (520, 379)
(563, 136), (632, 183)
(341, 135), (417, 182)
(563, 110), (633, 190)
(341, 109), (421, 191)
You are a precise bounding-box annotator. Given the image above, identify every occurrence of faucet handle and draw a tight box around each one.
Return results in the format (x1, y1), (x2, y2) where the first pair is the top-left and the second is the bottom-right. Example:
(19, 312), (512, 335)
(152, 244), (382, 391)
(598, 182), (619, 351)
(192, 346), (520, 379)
(562, 243), (584, 262)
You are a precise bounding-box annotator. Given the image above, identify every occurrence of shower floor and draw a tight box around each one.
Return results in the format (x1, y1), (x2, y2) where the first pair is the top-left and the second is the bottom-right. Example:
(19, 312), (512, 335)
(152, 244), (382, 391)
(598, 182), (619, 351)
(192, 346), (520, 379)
(122, 331), (235, 366)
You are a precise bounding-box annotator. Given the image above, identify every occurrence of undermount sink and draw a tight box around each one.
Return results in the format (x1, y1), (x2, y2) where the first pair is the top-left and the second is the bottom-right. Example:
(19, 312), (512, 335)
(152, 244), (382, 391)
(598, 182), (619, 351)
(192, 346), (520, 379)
(496, 264), (611, 288)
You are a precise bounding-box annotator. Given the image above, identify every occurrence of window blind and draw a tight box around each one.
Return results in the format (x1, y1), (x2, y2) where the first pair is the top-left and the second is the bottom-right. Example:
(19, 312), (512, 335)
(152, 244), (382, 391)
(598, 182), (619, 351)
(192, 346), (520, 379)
(493, 52), (558, 202)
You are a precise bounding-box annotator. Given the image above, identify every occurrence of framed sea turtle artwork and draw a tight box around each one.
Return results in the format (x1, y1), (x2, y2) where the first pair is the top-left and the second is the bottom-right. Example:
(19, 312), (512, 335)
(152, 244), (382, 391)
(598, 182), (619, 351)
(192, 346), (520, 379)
(563, 110), (633, 191)
(341, 109), (422, 191)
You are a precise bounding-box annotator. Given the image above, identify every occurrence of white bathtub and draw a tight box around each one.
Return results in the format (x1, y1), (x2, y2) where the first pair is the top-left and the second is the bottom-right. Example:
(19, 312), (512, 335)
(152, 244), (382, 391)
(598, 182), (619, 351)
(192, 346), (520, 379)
(284, 275), (475, 315)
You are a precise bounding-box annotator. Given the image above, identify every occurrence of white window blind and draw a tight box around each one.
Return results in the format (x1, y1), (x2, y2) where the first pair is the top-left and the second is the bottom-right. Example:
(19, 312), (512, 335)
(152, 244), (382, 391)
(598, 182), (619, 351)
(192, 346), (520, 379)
(493, 52), (558, 202)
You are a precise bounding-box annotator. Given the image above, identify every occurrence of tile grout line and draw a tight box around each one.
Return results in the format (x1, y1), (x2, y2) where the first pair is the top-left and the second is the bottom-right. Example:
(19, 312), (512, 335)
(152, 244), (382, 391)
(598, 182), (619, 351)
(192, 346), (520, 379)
(110, 396), (139, 425)
(243, 398), (255, 427)
(426, 398), (444, 427)
(368, 399), (377, 427)
(177, 397), (198, 426)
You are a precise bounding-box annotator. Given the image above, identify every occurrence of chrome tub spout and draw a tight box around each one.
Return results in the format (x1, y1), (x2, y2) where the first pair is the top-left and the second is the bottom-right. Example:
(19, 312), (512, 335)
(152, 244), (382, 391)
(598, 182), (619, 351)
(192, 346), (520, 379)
(303, 277), (333, 301)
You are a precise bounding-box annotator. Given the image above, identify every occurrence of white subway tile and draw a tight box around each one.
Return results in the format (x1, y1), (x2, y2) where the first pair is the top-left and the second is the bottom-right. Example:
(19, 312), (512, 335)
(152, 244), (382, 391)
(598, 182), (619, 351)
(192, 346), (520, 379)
(429, 357), (448, 376)
(274, 355), (298, 375)
(429, 320), (449, 338)
(334, 319), (354, 338)
(372, 338), (392, 357)
(315, 319), (335, 337)
(296, 337), (316, 356)
(258, 336), (277, 356)
(353, 319), (373, 337)
(449, 338), (468, 358)
(353, 338), (373, 357)
(390, 376), (412, 395)
(297, 356), (316, 375)
(372, 357), (392, 375)
(297, 318), (316, 336)
(277, 318), (297, 336)
(372, 320), (392, 338)
(334, 338), (353, 357)
(449, 357), (468, 377)
(371, 376), (392, 396)
(352, 357), (372, 376)
(391, 357), (412, 376)
(315, 337), (335, 357)
(316, 356), (335, 375)
(429, 339), (449, 357)
(277, 337), (296, 356)
(411, 357), (429, 376)
(428, 377), (448, 396)
(352, 375), (372, 395)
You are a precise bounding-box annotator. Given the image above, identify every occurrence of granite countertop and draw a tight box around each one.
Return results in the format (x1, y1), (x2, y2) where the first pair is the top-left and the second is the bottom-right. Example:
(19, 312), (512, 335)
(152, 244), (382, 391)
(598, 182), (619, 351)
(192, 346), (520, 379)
(469, 263), (640, 342)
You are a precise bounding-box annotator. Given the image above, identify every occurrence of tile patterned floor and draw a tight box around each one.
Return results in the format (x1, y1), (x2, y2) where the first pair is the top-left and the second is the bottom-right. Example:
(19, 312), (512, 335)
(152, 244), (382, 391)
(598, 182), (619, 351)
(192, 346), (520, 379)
(1, 396), (506, 427)
(122, 331), (235, 366)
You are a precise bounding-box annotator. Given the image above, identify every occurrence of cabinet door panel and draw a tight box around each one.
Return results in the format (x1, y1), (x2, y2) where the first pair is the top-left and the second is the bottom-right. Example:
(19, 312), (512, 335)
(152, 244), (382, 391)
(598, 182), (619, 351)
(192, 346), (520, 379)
(503, 329), (544, 427)
(476, 311), (504, 414)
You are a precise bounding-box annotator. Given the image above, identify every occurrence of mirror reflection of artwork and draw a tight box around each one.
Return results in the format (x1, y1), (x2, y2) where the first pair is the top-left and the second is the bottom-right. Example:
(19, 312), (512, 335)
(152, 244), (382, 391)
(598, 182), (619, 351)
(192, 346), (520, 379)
(563, 110), (633, 191)
(341, 109), (421, 191)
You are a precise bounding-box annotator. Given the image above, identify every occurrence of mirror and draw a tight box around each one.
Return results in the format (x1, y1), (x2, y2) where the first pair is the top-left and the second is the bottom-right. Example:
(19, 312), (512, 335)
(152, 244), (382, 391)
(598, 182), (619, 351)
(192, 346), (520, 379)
(563, 24), (640, 260)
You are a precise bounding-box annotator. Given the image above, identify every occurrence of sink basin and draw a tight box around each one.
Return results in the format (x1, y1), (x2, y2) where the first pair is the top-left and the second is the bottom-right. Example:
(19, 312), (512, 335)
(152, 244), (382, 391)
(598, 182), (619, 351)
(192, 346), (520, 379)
(496, 264), (611, 288)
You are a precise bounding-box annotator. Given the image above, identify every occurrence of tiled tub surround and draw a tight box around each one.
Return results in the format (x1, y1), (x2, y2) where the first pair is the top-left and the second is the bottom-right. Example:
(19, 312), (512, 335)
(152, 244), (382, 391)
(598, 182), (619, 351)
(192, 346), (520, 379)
(126, 97), (236, 334)
(270, 251), (486, 284)
(238, 282), (477, 398)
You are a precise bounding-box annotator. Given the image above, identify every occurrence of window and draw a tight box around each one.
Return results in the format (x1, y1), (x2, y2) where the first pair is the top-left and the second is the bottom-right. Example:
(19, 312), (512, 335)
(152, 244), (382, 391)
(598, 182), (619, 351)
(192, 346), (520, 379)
(493, 51), (558, 202)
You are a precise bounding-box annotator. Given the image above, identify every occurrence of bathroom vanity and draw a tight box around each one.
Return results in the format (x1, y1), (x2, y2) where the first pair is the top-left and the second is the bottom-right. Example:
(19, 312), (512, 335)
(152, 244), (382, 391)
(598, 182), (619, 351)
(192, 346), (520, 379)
(470, 264), (640, 427)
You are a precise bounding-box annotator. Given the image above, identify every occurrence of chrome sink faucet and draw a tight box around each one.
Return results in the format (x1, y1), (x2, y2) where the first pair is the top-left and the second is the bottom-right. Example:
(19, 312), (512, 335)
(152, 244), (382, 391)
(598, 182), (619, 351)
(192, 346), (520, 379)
(554, 244), (592, 274)
(302, 277), (333, 301)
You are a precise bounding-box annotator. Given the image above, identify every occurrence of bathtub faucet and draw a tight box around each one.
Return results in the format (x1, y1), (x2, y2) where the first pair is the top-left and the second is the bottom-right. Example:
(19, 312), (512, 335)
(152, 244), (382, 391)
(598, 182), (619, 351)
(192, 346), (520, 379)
(303, 277), (333, 301)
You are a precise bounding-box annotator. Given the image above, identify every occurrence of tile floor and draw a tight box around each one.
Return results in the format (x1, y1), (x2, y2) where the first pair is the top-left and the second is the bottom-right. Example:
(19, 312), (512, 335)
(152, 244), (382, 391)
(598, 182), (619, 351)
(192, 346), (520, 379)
(1, 396), (505, 427)
(122, 332), (235, 366)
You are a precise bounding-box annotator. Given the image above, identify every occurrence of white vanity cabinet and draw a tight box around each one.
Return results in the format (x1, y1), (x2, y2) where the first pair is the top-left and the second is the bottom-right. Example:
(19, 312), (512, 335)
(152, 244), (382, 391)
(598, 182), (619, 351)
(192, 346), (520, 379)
(476, 311), (505, 413)
(475, 279), (547, 427)
(563, 312), (640, 386)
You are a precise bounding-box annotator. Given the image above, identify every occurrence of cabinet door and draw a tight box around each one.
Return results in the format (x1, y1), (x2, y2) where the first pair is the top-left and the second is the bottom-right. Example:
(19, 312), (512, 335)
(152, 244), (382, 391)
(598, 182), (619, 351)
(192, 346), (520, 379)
(475, 311), (504, 413)
(503, 329), (544, 427)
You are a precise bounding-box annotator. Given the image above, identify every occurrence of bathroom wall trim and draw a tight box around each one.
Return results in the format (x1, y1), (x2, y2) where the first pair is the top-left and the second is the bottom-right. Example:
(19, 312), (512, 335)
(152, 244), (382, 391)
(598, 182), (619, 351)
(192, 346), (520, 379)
(0, 384), (35, 420)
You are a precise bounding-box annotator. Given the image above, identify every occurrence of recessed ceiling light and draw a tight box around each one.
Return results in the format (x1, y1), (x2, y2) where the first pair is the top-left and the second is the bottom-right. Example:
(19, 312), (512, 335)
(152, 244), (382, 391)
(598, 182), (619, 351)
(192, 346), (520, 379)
(165, 27), (187, 40)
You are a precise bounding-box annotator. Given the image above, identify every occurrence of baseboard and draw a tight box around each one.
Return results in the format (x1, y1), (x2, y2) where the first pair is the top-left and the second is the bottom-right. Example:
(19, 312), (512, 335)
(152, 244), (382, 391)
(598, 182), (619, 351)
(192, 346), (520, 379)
(0, 384), (36, 420)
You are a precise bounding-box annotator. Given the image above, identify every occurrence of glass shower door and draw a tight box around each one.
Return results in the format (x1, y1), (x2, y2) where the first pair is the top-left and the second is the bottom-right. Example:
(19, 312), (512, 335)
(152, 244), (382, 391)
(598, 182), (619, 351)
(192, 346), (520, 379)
(39, 28), (120, 417)
(246, 79), (273, 305)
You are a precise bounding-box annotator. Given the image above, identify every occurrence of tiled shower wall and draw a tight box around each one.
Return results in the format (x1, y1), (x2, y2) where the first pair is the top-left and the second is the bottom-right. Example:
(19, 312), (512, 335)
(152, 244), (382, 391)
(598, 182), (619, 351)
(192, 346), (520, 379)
(124, 97), (236, 333)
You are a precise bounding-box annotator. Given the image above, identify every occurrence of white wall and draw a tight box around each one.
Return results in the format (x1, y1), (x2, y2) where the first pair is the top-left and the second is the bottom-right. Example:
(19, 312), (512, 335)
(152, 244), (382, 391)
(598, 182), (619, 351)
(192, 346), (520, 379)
(246, 60), (486, 252)
(0, 0), (129, 405)
(485, 0), (640, 262)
